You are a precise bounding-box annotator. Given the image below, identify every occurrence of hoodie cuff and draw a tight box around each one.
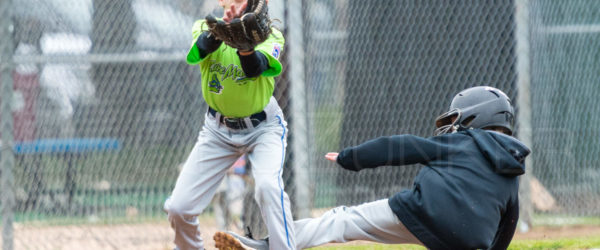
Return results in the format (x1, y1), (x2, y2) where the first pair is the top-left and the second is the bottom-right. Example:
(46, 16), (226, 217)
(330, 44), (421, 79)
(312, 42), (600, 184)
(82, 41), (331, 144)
(195, 32), (222, 58)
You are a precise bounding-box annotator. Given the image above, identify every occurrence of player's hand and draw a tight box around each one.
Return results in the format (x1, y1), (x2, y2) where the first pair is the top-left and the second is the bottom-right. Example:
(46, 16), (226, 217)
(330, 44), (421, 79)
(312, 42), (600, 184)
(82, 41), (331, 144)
(325, 152), (339, 162)
(223, 1), (248, 23)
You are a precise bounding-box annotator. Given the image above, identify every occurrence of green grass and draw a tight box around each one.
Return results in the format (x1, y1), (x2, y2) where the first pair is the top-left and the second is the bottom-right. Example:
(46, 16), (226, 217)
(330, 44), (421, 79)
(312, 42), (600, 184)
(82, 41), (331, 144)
(309, 245), (425, 250)
(509, 237), (600, 250)
(12, 144), (190, 223)
(308, 237), (600, 250)
(14, 144), (190, 191)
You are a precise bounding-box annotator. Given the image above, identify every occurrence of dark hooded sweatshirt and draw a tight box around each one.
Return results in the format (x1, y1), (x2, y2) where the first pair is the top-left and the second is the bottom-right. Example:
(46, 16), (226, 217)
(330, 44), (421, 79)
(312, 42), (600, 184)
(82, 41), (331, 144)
(336, 129), (530, 250)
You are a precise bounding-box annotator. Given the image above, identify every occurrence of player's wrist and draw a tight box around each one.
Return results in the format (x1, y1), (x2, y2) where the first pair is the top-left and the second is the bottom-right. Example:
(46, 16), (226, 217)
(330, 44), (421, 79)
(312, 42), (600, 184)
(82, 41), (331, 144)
(196, 32), (222, 57)
(238, 49), (255, 56)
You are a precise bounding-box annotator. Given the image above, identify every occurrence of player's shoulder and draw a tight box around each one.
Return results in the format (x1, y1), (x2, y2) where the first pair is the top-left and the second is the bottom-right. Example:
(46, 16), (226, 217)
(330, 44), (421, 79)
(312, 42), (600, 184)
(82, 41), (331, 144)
(425, 131), (476, 149)
(429, 131), (471, 141)
(268, 27), (285, 42)
(270, 27), (283, 37)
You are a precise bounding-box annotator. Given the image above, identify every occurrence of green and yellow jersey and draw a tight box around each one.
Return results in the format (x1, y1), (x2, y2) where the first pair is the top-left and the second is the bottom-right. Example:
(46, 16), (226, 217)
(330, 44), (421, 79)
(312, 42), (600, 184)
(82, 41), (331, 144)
(186, 20), (285, 118)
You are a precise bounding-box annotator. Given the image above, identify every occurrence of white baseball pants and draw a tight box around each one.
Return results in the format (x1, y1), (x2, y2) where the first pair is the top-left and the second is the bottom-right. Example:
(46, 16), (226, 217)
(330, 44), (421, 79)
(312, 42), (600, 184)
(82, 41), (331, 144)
(294, 199), (423, 249)
(164, 97), (296, 250)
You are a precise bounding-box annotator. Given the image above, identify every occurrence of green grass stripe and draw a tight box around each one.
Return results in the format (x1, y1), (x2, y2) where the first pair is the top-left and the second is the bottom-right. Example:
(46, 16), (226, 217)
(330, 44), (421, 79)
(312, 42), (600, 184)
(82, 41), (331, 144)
(308, 236), (600, 250)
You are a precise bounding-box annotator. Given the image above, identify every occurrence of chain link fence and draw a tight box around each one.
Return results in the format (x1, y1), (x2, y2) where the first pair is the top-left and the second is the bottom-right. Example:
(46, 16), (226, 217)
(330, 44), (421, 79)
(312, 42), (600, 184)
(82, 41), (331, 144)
(528, 0), (600, 218)
(0, 0), (599, 249)
(306, 0), (518, 208)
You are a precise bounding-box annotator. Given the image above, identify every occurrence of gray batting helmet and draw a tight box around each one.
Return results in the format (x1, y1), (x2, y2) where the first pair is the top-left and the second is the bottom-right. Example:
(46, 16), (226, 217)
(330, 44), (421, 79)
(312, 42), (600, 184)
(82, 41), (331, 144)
(434, 86), (514, 136)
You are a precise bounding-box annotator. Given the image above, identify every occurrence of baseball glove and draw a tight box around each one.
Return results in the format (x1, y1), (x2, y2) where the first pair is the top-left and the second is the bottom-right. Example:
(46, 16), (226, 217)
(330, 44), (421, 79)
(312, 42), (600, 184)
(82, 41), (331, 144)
(205, 0), (272, 51)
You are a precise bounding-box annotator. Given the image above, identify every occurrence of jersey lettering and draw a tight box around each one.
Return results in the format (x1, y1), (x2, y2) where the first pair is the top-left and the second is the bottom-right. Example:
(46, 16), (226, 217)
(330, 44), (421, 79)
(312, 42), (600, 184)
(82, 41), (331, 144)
(208, 74), (224, 94)
(208, 60), (246, 83)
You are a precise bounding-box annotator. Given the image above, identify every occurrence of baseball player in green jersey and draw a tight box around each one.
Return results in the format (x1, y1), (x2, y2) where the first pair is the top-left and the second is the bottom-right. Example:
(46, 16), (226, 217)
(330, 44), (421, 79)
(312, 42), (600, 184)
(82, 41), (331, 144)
(163, 0), (295, 249)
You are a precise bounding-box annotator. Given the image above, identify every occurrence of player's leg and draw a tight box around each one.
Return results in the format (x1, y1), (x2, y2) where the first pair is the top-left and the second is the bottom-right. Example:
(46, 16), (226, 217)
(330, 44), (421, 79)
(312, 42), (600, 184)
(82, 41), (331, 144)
(214, 199), (422, 249)
(294, 199), (423, 249)
(164, 123), (241, 250)
(246, 114), (296, 250)
(213, 175), (230, 230)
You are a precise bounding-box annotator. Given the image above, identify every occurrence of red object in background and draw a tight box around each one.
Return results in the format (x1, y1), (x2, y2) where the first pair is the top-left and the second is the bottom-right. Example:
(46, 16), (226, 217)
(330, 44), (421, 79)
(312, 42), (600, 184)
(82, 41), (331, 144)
(0, 70), (38, 142)
(232, 155), (248, 175)
(13, 71), (38, 141)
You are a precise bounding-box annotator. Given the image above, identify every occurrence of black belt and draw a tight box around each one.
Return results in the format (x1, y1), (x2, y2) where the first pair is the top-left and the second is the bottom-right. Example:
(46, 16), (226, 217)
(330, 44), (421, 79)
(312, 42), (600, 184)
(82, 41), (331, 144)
(208, 107), (267, 130)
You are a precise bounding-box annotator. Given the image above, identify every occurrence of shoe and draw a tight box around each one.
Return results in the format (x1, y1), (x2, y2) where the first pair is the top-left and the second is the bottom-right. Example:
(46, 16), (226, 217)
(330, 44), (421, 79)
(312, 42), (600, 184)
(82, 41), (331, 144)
(213, 231), (269, 250)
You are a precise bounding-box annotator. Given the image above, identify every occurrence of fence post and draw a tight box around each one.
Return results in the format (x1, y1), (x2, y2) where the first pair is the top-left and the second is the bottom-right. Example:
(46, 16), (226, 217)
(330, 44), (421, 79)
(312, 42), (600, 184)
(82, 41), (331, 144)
(0, 0), (15, 249)
(287, 0), (310, 219)
(514, 0), (534, 232)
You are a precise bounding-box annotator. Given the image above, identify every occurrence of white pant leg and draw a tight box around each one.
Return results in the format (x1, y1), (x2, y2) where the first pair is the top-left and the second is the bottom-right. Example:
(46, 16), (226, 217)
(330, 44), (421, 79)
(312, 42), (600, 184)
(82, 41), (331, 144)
(247, 114), (296, 250)
(164, 125), (241, 250)
(294, 199), (423, 249)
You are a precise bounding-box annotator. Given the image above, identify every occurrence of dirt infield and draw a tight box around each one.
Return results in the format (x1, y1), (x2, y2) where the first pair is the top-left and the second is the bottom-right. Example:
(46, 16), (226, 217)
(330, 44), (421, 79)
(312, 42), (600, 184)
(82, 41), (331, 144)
(3, 220), (600, 250)
(10, 222), (178, 250)
(7, 217), (239, 250)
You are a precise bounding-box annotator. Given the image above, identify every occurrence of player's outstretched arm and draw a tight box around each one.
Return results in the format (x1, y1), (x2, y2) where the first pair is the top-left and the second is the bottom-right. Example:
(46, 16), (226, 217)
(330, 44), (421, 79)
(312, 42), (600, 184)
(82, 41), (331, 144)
(334, 135), (448, 171)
